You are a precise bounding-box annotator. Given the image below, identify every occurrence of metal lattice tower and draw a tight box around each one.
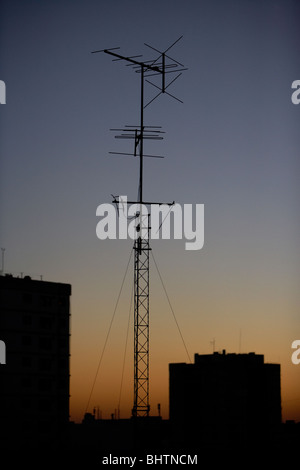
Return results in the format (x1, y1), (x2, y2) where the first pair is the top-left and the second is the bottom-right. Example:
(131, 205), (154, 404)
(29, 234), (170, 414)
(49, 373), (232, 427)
(92, 38), (186, 417)
(133, 216), (150, 416)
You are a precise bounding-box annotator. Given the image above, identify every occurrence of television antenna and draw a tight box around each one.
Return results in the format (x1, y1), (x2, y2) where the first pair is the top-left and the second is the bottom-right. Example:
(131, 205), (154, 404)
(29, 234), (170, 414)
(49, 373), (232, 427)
(92, 37), (187, 418)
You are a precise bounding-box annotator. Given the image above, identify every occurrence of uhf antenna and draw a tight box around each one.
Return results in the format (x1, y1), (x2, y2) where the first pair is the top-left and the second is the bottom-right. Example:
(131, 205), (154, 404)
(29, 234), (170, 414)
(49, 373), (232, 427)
(92, 37), (186, 418)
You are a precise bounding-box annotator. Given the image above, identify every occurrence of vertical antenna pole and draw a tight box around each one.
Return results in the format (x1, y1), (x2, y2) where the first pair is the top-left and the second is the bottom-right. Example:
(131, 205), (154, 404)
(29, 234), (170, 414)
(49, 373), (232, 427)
(133, 65), (150, 418)
(162, 53), (165, 92)
(140, 66), (144, 207)
(94, 39), (186, 419)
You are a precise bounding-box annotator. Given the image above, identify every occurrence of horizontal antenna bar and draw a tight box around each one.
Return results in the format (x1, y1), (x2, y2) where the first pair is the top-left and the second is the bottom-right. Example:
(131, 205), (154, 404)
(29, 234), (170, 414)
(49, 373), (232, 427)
(112, 54), (143, 62)
(131, 62), (178, 71)
(102, 49), (163, 73)
(109, 152), (164, 158)
(110, 127), (164, 132)
(142, 67), (187, 77)
(115, 135), (163, 140)
(91, 47), (120, 53)
(110, 130), (165, 135)
(114, 199), (175, 206)
(124, 125), (163, 129)
(126, 59), (158, 67)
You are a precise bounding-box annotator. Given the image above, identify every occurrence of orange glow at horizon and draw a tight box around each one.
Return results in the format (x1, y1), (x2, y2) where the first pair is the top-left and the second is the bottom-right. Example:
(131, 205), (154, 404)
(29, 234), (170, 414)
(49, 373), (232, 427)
(69, 276), (300, 424)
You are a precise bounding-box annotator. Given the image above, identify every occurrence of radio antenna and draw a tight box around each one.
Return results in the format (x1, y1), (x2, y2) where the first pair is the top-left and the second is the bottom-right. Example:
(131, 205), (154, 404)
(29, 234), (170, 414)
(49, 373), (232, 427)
(92, 37), (187, 418)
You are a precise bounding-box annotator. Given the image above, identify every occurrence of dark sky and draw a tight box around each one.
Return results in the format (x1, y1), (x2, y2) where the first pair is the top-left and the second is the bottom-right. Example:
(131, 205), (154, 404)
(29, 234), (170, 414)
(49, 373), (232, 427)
(0, 0), (299, 421)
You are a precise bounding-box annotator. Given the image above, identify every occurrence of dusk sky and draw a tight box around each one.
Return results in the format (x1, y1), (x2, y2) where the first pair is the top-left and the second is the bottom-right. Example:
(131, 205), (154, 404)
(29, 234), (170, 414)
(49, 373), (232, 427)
(1, 0), (299, 422)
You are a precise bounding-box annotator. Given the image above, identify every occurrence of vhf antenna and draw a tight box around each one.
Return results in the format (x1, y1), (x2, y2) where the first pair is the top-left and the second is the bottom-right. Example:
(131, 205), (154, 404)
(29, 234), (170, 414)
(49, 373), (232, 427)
(92, 37), (187, 418)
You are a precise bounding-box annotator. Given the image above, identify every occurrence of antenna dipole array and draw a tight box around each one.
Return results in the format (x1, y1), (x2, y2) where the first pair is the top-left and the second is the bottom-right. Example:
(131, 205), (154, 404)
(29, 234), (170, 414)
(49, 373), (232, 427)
(93, 37), (186, 418)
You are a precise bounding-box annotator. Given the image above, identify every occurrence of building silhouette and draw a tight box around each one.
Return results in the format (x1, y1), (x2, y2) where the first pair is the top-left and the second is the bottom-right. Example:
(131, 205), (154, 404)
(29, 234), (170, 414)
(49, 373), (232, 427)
(1, 273), (293, 456)
(169, 350), (281, 450)
(0, 274), (71, 449)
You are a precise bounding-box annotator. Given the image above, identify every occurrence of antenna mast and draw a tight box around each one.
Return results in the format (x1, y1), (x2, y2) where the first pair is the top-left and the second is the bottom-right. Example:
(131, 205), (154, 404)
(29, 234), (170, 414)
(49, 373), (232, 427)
(93, 38), (186, 418)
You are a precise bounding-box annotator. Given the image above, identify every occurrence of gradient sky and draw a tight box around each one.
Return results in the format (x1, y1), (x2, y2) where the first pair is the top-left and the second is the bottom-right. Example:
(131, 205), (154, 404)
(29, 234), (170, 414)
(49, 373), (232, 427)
(1, 0), (300, 422)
